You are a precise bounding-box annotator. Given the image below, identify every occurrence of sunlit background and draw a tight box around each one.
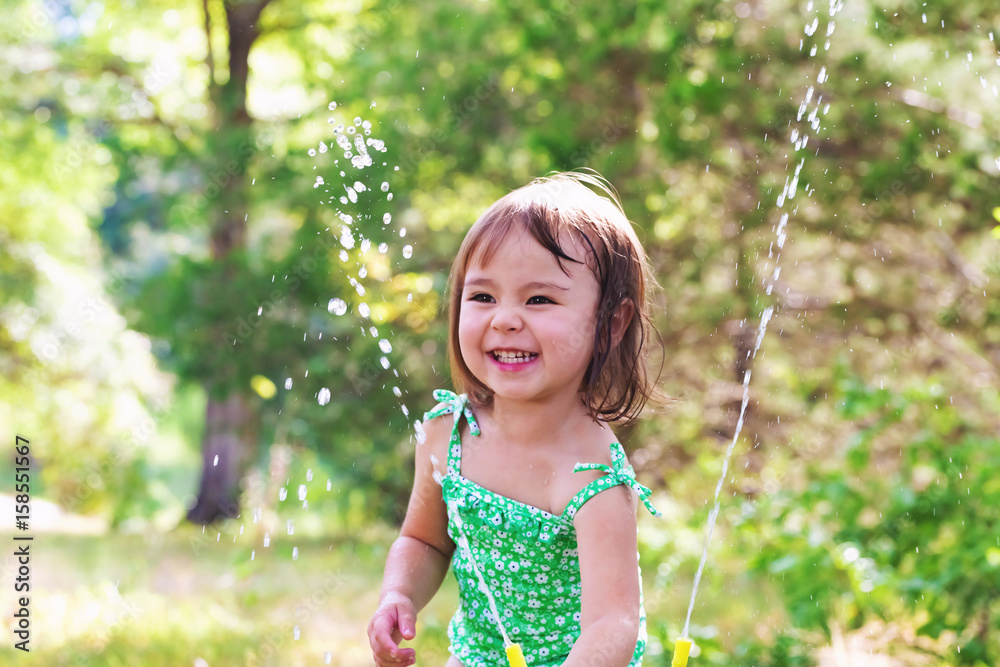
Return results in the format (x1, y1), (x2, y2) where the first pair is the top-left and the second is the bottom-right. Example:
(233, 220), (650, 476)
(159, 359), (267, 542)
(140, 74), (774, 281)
(1, 0), (999, 665)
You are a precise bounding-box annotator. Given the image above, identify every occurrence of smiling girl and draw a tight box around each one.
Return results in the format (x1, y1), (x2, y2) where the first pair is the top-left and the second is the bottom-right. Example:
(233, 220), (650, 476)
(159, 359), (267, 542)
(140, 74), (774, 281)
(368, 172), (663, 667)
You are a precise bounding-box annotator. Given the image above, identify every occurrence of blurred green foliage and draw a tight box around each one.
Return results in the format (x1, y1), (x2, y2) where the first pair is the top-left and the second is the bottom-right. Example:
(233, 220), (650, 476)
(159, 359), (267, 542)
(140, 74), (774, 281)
(739, 372), (1000, 664)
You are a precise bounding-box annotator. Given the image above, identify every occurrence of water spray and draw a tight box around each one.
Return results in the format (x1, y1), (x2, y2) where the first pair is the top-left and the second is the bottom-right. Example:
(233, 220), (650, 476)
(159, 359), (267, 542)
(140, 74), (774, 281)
(671, 1), (844, 662)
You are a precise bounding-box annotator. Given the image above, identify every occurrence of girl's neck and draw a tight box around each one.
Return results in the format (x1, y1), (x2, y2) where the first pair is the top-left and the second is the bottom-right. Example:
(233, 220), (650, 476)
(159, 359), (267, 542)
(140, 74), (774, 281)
(486, 391), (592, 445)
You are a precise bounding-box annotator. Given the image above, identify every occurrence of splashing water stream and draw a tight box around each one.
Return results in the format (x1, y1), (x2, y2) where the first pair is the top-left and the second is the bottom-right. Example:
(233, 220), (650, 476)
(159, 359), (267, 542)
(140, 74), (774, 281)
(680, 0), (845, 645)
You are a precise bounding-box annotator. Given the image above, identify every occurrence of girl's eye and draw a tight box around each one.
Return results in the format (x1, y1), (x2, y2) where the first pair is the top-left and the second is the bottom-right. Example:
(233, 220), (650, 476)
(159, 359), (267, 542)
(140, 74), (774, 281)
(467, 293), (494, 303)
(527, 296), (554, 305)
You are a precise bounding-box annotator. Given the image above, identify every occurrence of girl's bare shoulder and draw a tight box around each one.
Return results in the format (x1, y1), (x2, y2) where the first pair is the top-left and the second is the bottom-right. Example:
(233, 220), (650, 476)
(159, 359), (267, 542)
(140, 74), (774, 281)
(552, 420), (622, 513)
(417, 413), (455, 476)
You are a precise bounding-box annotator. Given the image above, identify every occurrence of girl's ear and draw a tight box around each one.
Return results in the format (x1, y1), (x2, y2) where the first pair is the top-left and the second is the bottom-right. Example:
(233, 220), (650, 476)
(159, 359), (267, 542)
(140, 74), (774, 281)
(610, 298), (635, 348)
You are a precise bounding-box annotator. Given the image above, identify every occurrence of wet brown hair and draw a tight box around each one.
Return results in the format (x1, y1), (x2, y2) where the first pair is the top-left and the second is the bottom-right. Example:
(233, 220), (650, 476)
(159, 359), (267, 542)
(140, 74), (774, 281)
(447, 171), (663, 426)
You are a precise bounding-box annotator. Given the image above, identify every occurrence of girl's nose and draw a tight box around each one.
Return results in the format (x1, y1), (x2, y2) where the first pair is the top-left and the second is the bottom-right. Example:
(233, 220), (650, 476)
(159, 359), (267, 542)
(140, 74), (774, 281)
(491, 306), (523, 332)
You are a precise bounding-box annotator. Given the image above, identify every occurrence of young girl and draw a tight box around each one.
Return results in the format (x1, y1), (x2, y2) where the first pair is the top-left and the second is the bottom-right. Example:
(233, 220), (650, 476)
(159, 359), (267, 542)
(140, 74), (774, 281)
(368, 172), (662, 667)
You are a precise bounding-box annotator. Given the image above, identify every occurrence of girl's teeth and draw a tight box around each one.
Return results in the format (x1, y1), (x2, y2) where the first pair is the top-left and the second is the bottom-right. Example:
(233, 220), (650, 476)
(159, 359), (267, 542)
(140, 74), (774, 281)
(494, 351), (535, 363)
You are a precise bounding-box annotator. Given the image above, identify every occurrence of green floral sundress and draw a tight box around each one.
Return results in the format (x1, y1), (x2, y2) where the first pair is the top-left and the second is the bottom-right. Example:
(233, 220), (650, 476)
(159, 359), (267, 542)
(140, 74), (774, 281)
(423, 390), (660, 667)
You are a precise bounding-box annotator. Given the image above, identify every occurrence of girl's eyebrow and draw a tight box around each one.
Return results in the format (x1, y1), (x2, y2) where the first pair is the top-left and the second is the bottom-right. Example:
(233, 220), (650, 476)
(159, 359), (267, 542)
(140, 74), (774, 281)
(464, 277), (570, 291)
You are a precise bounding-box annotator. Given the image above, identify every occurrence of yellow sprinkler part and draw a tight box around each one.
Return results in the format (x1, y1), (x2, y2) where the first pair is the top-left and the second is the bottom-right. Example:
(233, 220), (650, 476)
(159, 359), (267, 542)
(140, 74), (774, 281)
(505, 643), (528, 667)
(671, 637), (692, 667)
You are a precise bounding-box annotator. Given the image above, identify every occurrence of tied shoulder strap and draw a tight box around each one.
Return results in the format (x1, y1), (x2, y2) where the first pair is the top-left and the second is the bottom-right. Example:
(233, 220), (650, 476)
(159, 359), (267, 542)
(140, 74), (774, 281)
(564, 442), (661, 519)
(422, 389), (481, 476)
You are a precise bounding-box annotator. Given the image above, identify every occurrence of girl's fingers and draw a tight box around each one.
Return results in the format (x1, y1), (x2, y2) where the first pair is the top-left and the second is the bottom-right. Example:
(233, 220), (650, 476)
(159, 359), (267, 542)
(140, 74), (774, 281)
(369, 603), (417, 663)
(369, 612), (400, 655)
(374, 646), (416, 667)
(396, 602), (417, 640)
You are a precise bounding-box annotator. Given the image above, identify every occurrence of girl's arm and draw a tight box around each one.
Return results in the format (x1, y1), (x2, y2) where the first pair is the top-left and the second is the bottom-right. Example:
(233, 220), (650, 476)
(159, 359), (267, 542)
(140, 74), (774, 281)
(561, 484), (642, 667)
(368, 416), (456, 666)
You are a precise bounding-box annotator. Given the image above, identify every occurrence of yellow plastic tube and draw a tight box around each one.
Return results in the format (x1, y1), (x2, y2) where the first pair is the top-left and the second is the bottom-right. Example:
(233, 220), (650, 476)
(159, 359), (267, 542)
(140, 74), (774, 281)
(671, 637), (692, 667)
(505, 643), (528, 667)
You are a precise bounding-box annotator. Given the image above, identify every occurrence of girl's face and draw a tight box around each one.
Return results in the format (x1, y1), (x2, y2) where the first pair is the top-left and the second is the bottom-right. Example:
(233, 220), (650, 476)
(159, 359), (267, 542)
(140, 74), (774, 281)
(458, 227), (601, 406)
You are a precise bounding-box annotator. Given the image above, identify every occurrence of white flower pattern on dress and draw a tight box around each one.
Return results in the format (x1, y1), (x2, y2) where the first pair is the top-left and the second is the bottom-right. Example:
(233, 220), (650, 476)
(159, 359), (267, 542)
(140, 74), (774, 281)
(423, 391), (657, 667)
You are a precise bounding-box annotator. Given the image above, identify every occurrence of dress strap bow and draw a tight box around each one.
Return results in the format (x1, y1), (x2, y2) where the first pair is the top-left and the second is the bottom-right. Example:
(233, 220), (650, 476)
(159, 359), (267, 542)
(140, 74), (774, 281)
(422, 389), (481, 436)
(573, 442), (661, 517)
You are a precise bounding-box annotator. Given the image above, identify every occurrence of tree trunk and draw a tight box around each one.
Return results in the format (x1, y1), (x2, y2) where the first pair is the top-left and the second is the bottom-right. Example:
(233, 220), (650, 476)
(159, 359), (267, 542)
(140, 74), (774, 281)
(187, 0), (272, 525)
(187, 393), (255, 523)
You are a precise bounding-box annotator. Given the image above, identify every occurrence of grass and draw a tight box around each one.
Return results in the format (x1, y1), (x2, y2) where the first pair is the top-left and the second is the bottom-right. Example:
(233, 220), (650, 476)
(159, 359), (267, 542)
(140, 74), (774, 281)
(0, 505), (781, 666)
(0, 525), (457, 666)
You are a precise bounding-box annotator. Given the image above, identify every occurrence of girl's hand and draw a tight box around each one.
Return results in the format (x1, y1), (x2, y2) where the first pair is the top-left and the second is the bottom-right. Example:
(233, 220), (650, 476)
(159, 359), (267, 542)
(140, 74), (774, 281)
(368, 594), (417, 666)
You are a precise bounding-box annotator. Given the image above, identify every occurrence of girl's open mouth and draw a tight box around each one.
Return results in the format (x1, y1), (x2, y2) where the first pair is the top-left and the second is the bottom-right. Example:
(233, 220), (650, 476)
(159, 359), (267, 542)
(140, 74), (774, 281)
(490, 350), (539, 364)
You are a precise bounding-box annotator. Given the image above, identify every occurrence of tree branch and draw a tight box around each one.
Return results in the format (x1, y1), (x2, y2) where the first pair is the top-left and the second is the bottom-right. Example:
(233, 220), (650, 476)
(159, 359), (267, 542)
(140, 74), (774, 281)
(203, 0), (217, 89)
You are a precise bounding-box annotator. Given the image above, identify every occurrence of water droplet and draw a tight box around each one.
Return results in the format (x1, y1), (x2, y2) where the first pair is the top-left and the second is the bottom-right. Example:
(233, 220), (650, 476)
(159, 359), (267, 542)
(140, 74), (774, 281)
(387, 193), (393, 201)
(380, 356), (391, 369)
(298, 484), (307, 501)
(340, 227), (355, 249)
(393, 386), (402, 397)
(318, 387), (331, 405)
(308, 148), (317, 157)
(314, 176), (324, 188)
(353, 181), (366, 192)
(402, 245), (413, 259)
(319, 141), (328, 153)
(328, 298), (348, 316)
(294, 623), (300, 637)
(306, 469), (313, 481)
(358, 303), (371, 318)
(381, 181), (390, 192)
(379, 339), (393, 353)
(354, 116), (362, 126)
(253, 507), (261, 523)
(326, 479), (332, 491)
(279, 487), (287, 501)
(287, 519), (295, 535)
(263, 532), (271, 547)
(383, 213), (392, 224)
(378, 243), (388, 253)
(328, 101), (337, 110)
(347, 126), (356, 135)
(213, 455), (219, 466)
(285, 377), (293, 390)
(325, 651), (332, 663)
(251, 550), (255, 560)
(339, 250), (349, 262)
